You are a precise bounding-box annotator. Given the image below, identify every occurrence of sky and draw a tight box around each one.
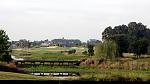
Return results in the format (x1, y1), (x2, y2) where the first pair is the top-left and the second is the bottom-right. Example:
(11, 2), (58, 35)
(0, 0), (150, 42)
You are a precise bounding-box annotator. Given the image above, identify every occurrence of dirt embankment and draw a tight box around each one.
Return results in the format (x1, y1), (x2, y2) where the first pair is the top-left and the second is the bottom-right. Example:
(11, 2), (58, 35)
(0, 61), (29, 74)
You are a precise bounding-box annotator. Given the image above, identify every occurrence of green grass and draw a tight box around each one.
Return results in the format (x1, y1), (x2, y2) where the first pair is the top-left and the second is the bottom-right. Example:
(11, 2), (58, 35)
(80, 69), (150, 81)
(22, 66), (96, 73)
(11, 47), (89, 60)
(0, 71), (53, 80)
(9, 48), (150, 81)
(0, 70), (149, 81)
(0, 71), (80, 80)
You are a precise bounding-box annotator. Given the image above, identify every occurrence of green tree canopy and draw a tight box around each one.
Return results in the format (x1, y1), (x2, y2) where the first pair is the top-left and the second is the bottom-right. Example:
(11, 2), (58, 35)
(102, 22), (150, 57)
(87, 45), (94, 56)
(0, 29), (12, 62)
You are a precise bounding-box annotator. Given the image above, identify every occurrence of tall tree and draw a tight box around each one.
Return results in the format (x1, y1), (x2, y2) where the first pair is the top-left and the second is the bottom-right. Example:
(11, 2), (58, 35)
(128, 38), (149, 58)
(87, 45), (94, 56)
(95, 40), (118, 60)
(0, 29), (12, 62)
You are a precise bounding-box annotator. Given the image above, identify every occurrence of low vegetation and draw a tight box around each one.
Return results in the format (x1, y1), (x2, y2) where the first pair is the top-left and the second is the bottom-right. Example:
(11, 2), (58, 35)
(22, 66), (96, 73)
(80, 70), (150, 81)
(0, 71), (78, 80)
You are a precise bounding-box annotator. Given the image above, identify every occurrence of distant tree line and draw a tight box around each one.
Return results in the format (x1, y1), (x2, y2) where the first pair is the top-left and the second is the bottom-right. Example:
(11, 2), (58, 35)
(11, 39), (90, 49)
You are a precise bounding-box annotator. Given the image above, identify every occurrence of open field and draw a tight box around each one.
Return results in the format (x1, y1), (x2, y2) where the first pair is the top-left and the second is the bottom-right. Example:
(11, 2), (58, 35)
(1, 47), (149, 81)
(0, 71), (80, 80)
(0, 69), (150, 81)
(0, 71), (52, 80)
(11, 47), (88, 60)
(22, 66), (96, 73)
(80, 69), (150, 81)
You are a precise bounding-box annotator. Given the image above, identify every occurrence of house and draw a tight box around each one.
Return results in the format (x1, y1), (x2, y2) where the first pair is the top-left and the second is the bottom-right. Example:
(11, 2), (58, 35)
(87, 39), (101, 46)
(51, 38), (81, 47)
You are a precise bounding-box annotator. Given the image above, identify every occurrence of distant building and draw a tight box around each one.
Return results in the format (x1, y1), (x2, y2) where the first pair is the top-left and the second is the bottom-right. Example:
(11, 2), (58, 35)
(10, 41), (19, 49)
(40, 42), (50, 47)
(10, 44), (17, 49)
(51, 38), (81, 47)
(40, 39), (51, 47)
(87, 39), (101, 46)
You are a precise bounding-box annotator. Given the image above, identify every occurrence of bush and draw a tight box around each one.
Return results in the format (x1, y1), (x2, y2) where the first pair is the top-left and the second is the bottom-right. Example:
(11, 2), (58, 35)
(2, 54), (13, 63)
(87, 45), (94, 56)
(82, 51), (87, 55)
(1, 52), (13, 63)
(80, 58), (95, 66)
(68, 49), (76, 54)
(80, 58), (86, 62)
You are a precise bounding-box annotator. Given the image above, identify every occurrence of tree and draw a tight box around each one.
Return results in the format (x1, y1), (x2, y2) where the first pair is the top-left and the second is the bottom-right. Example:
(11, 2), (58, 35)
(0, 29), (12, 62)
(147, 44), (150, 55)
(2, 52), (12, 63)
(102, 22), (150, 57)
(87, 45), (94, 56)
(128, 38), (149, 58)
(102, 26), (113, 40)
(27, 40), (31, 48)
(95, 40), (118, 60)
(110, 34), (129, 57)
(18, 39), (29, 48)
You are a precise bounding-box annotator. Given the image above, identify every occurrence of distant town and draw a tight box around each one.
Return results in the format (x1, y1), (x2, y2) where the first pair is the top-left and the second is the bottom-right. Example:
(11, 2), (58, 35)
(10, 37), (100, 49)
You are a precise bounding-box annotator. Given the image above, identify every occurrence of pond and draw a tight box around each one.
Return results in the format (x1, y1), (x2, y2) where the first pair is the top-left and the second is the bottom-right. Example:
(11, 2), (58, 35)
(11, 55), (24, 60)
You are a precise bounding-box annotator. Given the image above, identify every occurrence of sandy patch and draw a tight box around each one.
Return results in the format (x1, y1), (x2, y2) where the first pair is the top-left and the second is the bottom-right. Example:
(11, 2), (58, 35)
(12, 49), (23, 50)
(46, 46), (59, 48)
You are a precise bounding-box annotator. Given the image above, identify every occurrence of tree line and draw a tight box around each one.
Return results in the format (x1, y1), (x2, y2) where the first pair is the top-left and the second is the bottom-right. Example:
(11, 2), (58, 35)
(96, 22), (150, 59)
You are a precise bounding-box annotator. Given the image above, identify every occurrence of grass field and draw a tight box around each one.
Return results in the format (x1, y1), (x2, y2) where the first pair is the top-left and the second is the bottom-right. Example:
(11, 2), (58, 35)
(0, 71), (52, 80)
(11, 47), (88, 60)
(1, 47), (148, 81)
(80, 69), (150, 81)
(0, 69), (150, 81)
(0, 71), (80, 80)
(22, 66), (96, 73)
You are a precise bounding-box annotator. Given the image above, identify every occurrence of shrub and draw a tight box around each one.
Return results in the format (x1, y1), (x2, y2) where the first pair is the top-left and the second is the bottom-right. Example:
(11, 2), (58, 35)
(80, 58), (86, 62)
(1, 53), (13, 63)
(80, 58), (95, 66)
(68, 49), (76, 54)
(82, 51), (87, 55)
(87, 45), (94, 56)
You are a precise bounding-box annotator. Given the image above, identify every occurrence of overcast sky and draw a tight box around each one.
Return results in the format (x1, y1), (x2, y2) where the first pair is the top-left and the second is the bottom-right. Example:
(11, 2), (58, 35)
(0, 0), (150, 42)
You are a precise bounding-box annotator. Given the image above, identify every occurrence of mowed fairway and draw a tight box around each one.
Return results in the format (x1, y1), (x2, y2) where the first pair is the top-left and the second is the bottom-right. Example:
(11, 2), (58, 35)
(11, 47), (88, 61)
